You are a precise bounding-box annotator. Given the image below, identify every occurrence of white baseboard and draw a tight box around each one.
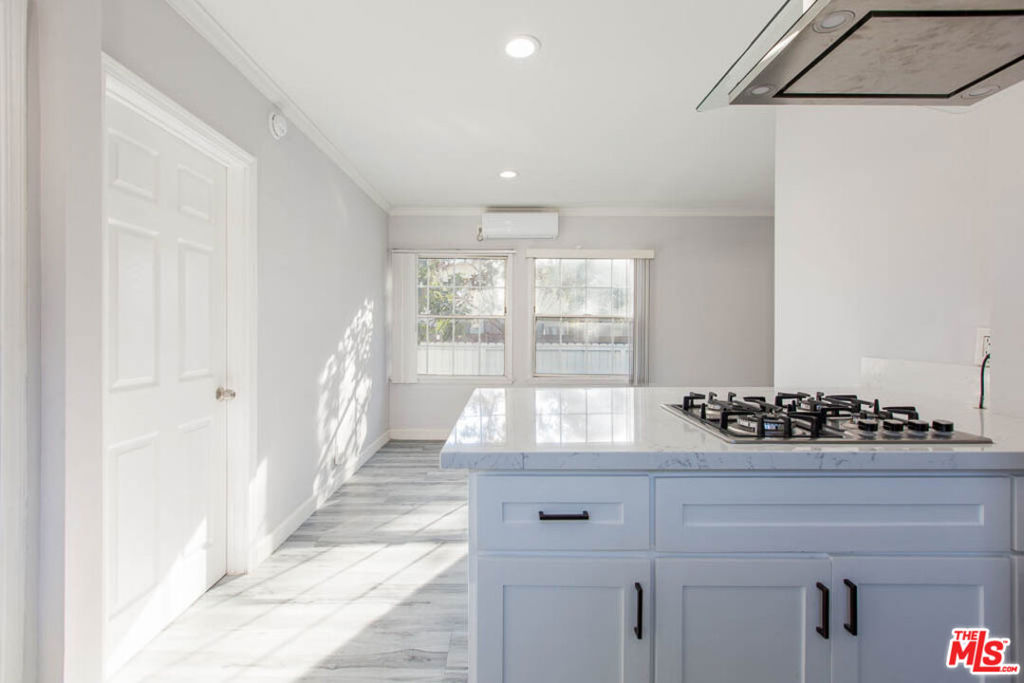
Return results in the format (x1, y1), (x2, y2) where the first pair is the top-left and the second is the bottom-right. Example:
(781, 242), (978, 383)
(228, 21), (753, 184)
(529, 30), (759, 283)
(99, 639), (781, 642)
(249, 497), (315, 569)
(335, 429), (391, 473)
(388, 428), (450, 441)
(248, 429), (390, 566)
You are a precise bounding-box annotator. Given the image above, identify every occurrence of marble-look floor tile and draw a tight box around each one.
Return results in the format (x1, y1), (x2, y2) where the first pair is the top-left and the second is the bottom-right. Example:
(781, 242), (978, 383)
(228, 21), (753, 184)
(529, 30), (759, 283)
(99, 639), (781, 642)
(113, 441), (465, 683)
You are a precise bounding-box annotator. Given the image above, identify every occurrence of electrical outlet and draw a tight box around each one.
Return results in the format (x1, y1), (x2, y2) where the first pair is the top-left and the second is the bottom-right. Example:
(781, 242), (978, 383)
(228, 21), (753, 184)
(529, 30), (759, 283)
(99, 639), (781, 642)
(974, 327), (992, 365)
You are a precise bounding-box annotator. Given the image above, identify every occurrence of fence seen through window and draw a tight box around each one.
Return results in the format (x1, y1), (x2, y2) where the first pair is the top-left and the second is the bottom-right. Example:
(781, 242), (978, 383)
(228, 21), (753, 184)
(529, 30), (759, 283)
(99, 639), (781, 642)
(417, 256), (507, 376)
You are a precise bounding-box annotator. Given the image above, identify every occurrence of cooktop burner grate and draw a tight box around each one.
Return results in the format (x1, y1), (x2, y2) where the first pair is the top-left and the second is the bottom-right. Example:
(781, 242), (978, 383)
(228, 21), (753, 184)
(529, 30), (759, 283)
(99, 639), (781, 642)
(662, 391), (992, 444)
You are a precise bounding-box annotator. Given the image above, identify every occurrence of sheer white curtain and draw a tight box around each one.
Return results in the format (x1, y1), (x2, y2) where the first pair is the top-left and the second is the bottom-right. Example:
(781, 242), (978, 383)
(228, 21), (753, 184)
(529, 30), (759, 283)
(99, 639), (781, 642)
(388, 252), (419, 383)
(630, 258), (652, 386)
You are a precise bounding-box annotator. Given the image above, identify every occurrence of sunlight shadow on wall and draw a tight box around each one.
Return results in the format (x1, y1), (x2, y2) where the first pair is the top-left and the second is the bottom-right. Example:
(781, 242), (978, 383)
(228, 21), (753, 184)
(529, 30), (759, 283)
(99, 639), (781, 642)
(314, 298), (375, 503)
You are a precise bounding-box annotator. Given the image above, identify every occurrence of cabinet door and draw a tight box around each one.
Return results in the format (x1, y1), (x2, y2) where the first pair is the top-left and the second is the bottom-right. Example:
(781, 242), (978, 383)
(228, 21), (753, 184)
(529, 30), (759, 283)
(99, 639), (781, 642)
(1015, 557), (1023, 666)
(831, 556), (1012, 683)
(476, 556), (650, 683)
(655, 557), (831, 683)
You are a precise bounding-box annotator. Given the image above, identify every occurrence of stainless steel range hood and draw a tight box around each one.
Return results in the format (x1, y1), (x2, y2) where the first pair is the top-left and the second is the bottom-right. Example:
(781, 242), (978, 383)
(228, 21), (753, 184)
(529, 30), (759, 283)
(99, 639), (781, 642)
(698, 0), (1024, 110)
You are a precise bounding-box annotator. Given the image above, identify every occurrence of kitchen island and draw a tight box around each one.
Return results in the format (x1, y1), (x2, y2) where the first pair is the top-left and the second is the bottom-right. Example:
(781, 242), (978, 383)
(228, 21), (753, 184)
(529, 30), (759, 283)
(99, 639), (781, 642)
(440, 386), (1024, 683)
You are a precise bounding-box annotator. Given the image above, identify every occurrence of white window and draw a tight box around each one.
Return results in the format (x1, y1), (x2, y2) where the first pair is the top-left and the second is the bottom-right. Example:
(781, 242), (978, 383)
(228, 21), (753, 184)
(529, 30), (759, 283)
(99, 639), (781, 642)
(417, 256), (507, 376)
(533, 258), (634, 376)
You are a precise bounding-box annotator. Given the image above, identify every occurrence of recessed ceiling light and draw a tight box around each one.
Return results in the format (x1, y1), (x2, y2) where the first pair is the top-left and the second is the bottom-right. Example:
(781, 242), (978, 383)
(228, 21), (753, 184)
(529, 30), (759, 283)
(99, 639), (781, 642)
(499, 170), (519, 179)
(749, 84), (775, 96)
(505, 35), (540, 59)
(964, 84), (1000, 99)
(814, 10), (855, 33)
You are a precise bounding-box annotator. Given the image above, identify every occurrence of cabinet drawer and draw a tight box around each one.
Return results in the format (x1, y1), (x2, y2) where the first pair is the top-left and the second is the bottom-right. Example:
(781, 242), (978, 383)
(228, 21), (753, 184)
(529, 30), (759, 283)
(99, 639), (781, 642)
(474, 475), (649, 550)
(655, 476), (1011, 552)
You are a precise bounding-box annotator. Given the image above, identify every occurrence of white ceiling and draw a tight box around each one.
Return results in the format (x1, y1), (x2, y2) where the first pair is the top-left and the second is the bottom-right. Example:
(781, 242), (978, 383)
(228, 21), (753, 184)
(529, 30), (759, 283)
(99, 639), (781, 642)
(192, 0), (780, 213)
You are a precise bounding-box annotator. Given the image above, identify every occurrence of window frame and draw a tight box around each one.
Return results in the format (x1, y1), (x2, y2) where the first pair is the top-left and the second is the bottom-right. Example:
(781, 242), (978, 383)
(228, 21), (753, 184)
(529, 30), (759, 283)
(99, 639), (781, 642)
(529, 258), (634, 381)
(415, 252), (513, 381)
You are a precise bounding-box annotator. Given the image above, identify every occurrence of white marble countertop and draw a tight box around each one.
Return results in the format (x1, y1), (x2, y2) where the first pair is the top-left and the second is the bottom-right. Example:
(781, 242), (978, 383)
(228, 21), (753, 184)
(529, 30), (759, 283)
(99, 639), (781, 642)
(438, 386), (1024, 471)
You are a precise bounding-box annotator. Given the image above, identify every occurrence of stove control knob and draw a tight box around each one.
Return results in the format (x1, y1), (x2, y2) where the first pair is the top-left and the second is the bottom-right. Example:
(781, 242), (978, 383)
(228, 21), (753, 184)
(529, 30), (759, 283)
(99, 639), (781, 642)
(932, 419), (954, 433)
(908, 419), (930, 433)
(857, 418), (879, 432)
(883, 419), (905, 433)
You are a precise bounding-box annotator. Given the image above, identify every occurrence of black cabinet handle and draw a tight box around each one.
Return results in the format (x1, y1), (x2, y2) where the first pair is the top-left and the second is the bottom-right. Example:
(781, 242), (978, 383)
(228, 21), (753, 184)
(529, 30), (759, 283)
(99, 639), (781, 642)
(537, 510), (589, 521)
(815, 582), (830, 639)
(634, 582), (643, 639)
(843, 579), (858, 636)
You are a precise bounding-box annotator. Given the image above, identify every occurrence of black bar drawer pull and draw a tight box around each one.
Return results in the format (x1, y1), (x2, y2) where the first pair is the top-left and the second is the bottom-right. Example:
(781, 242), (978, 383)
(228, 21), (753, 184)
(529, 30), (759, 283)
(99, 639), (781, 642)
(634, 582), (643, 640)
(815, 582), (830, 639)
(537, 510), (590, 521)
(843, 579), (858, 636)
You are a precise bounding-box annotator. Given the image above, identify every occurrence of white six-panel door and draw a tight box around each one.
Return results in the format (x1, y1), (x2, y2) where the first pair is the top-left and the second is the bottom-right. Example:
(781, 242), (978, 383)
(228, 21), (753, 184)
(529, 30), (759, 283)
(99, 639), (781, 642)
(655, 557), (832, 683)
(103, 89), (229, 673)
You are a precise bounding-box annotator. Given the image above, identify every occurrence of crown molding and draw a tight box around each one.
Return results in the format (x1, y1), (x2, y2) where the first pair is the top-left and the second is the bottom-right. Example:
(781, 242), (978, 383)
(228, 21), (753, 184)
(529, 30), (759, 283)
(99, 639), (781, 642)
(389, 205), (775, 218)
(560, 206), (774, 218)
(389, 206), (484, 217)
(163, 0), (391, 212)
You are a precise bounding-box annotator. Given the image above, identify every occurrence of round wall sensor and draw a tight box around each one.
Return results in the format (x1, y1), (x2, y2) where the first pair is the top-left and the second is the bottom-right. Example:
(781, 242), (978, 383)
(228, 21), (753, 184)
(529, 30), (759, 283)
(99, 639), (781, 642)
(269, 111), (289, 140)
(814, 10), (855, 32)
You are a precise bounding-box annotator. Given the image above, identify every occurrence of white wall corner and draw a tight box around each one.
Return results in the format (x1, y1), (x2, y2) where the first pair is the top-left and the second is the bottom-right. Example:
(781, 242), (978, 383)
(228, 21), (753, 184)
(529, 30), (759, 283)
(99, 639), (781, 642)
(162, 0), (391, 212)
(0, 1), (30, 681)
(37, 0), (106, 680)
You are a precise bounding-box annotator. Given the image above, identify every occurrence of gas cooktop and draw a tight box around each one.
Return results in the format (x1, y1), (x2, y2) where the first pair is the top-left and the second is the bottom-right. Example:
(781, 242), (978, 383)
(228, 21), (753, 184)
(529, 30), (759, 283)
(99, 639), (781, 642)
(662, 391), (992, 445)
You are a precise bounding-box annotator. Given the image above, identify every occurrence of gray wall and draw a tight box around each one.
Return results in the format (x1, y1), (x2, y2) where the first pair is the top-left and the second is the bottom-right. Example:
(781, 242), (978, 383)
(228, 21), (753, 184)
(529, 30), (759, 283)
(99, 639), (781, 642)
(389, 213), (774, 434)
(774, 86), (1024, 415)
(102, 0), (390, 543)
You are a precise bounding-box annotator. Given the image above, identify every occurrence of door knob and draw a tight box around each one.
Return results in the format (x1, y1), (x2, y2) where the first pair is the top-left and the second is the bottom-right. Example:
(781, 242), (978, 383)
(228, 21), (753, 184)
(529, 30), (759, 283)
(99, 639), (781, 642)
(216, 387), (237, 401)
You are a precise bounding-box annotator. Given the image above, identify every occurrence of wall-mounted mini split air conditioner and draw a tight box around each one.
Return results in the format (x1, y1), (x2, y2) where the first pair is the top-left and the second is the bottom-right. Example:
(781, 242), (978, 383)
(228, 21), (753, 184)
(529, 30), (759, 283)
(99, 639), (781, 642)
(479, 210), (559, 240)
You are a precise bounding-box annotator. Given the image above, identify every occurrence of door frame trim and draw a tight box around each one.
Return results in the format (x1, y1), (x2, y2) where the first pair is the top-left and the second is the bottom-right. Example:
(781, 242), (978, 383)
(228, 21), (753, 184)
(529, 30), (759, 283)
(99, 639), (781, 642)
(0, 0), (30, 680)
(102, 54), (259, 575)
